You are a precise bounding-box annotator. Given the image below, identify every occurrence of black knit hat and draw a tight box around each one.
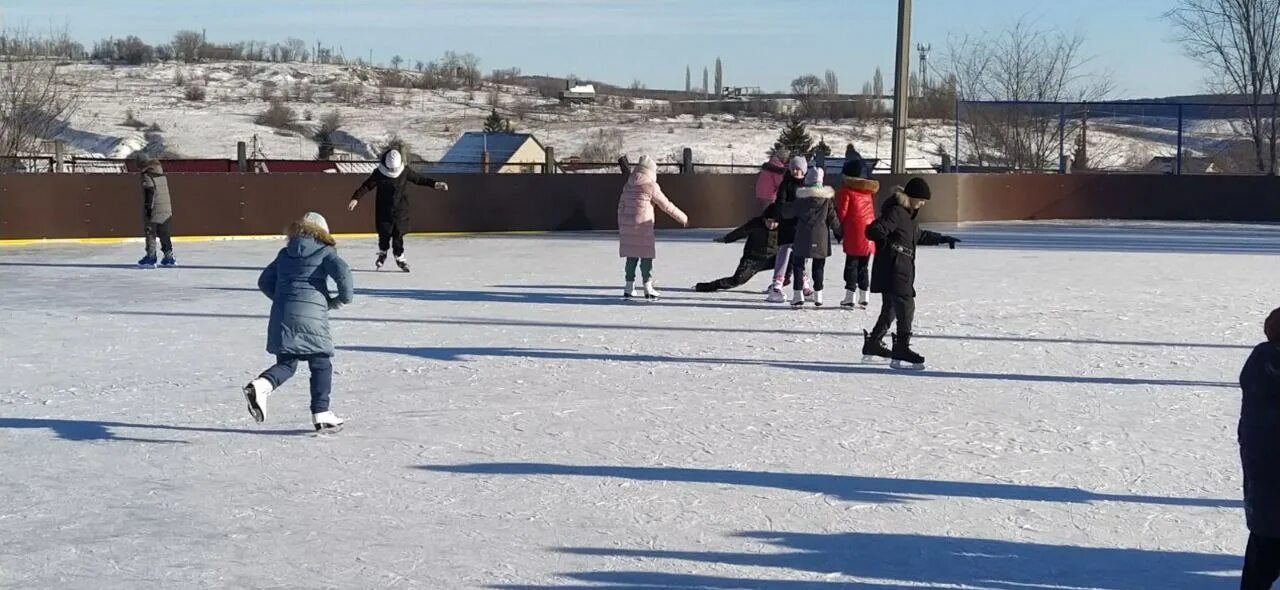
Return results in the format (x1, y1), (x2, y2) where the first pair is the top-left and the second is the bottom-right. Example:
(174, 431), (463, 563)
(904, 177), (932, 200)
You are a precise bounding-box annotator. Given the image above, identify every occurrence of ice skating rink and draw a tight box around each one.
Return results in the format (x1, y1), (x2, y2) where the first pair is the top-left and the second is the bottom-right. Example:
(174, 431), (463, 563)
(3, 221), (1278, 589)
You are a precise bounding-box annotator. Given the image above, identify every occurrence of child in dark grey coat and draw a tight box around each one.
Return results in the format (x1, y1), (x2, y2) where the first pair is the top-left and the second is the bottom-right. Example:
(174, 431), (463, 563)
(243, 212), (354, 431)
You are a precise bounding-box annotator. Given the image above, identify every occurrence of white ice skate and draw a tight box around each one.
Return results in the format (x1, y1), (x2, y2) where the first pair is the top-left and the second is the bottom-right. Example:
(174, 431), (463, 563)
(623, 281), (639, 299)
(857, 289), (870, 308)
(790, 289), (805, 307)
(840, 290), (857, 308)
(312, 411), (344, 432)
(643, 280), (661, 300)
(765, 284), (786, 303)
(243, 378), (273, 423)
(813, 290), (824, 307)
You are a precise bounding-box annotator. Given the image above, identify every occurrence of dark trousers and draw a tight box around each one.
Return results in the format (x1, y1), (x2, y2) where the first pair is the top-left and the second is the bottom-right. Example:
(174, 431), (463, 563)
(144, 219), (173, 257)
(696, 255), (775, 292)
(870, 292), (915, 339)
(377, 220), (406, 257)
(792, 257), (827, 292)
(844, 255), (871, 292)
(259, 353), (333, 413)
(1243, 533), (1280, 590)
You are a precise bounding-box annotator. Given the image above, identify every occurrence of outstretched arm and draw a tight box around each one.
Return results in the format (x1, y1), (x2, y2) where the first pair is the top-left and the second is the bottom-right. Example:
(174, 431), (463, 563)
(348, 173), (378, 210)
(406, 168), (448, 191)
(918, 228), (960, 249)
(651, 187), (688, 227)
(719, 218), (758, 243)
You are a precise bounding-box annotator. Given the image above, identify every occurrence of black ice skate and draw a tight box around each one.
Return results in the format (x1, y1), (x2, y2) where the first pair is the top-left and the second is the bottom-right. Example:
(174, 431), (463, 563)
(890, 334), (925, 371)
(375, 251), (388, 270)
(861, 330), (892, 362)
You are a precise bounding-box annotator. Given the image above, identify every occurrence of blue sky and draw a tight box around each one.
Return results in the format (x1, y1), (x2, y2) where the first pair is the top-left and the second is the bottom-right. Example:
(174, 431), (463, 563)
(2, 0), (1197, 98)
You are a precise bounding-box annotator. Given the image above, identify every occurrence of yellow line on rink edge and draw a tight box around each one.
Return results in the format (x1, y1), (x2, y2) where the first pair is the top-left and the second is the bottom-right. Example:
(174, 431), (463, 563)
(0, 231), (550, 247)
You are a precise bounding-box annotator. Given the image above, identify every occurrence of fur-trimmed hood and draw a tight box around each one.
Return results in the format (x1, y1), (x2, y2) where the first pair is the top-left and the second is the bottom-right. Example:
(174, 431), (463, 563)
(286, 219), (336, 247)
(796, 185), (835, 200)
(842, 176), (879, 193)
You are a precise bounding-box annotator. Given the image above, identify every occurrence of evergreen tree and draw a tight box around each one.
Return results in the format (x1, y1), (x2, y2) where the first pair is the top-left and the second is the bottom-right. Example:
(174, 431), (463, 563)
(776, 118), (813, 157)
(685, 66), (691, 93)
(483, 109), (509, 133)
(703, 67), (709, 97)
(814, 137), (832, 159)
(872, 67), (884, 96)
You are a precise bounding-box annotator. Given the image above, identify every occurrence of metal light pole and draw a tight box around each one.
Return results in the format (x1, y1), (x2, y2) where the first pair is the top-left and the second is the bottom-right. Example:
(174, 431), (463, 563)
(891, 0), (913, 174)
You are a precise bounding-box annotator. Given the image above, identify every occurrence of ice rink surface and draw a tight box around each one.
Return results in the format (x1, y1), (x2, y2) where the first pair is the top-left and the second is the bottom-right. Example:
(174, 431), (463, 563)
(3, 221), (1279, 589)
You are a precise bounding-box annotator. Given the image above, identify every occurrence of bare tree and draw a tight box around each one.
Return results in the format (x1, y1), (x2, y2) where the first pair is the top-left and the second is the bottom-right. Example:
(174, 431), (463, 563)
(0, 59), (81, 163)
(284, 37), (308, 62)
(1168, 0), (1280, 173)
(824, 70), (840, 95)
(714, 57), (723, 98)
(172, 30), (202, 63)
(944, 19), (1114, 170)
(391, 54), (404, 70)
(872, 67), (884, 96)
(685, 65), (691, 93)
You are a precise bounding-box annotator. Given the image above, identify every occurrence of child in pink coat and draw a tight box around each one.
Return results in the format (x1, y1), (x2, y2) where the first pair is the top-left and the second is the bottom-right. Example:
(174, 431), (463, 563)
(618, 155), (689, 299)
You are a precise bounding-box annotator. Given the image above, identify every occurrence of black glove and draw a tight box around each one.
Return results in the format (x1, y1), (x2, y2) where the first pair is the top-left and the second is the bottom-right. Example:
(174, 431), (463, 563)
(712, 236), (726, 243)
(942, 236), (961, 250)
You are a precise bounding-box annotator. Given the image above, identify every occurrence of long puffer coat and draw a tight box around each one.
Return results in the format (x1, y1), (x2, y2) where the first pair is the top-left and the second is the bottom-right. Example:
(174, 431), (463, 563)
(834, 177), (878, 257)
(141, 162), (173, 224)
(617, 167), (688, 259)
(782, 185), (842, 259)
(350, 167), (442, 228)
(865, 190), (947, 297)
(258, 221), (355, 356)
(1240, 341), (1280, 537)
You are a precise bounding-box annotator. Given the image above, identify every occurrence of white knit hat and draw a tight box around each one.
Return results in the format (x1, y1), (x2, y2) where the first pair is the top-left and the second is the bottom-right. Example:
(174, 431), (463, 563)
(637, 155), (657, 173)
(789, 155), (808, 173)
(378, 150), (405, 178)
(302, 211), (330, 234)
(804, 167), (825, 187)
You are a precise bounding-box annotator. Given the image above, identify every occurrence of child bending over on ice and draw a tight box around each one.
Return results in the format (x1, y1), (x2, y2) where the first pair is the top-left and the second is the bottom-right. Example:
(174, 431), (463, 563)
(693, 214), (778, 293)
(243, 212), (354, 431)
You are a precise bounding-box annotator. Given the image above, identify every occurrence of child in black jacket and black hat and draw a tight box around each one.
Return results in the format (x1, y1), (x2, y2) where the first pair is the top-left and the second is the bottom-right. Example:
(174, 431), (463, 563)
(862, 177), (960, 370)
(694, 215), (779, 292)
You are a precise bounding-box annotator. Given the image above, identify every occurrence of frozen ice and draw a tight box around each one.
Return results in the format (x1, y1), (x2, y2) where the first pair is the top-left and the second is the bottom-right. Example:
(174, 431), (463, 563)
(1, 221), (1275, 588)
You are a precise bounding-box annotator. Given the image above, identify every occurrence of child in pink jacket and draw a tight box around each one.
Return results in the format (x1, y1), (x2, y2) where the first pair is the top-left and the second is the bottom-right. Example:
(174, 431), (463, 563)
(755, 144), (790, 207)
(618, 155), (689, 300)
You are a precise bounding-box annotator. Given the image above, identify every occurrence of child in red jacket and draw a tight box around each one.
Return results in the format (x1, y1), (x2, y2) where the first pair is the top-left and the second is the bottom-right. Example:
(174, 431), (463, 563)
(834, 157), (878, 308)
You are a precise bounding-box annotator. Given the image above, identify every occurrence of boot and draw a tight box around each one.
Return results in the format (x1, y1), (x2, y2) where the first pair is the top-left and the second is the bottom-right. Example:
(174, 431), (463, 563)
(312, 411), (344, 432)
(790, 289), (805, 307)
(840, 290), (857, 308)
(643, 280), (661, 300)
(624, 280), (638, 299)
(890, 333), (925, 371)
(765, 283), (786, 303)
(375, 251), (388, 270)
(160, 253), (176, 267)
(243, 378), (273, 423)
(857, 289), (870, 308)
(813, 290), (824, 307)
(862, 330), (892, 361)
(395, 255), (411, 273)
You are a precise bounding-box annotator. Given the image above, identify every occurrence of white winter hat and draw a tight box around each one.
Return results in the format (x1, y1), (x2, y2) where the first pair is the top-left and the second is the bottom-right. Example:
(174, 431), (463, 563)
(302, 211), (330, 234)
(636, 155), (657, 173)
(804, 167), (824, 187)
(789, 155), (808, 172)
(378, 150), (405, 178)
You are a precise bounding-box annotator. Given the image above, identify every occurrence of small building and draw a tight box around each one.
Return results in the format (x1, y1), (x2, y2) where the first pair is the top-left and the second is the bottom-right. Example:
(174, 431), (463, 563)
(426, 132), (549, 174)
(1144, 156), (1217, 174)
(560, 83), (596, 105)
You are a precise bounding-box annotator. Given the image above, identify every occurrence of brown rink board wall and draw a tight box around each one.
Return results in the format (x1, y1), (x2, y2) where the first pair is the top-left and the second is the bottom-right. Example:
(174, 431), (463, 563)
(4, 172), (1280, 240)
(0, 173), (763, 240)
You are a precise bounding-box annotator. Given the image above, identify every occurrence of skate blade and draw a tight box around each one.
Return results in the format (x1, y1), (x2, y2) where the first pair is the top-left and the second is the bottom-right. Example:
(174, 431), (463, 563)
(890, 360), (926, 371)
(243, 387), (265, 423)
(313, 424), (344, 434)
(861, 355), (890, 363)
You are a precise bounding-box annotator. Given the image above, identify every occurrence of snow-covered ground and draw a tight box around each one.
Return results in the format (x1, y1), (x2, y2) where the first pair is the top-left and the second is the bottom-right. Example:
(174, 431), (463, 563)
(44, 61), (1215, 170)
(2, 222), (1276, 588)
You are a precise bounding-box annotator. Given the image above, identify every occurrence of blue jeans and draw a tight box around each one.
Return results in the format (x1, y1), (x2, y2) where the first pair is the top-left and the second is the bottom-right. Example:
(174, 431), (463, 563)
(260, 354), (333, 413)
